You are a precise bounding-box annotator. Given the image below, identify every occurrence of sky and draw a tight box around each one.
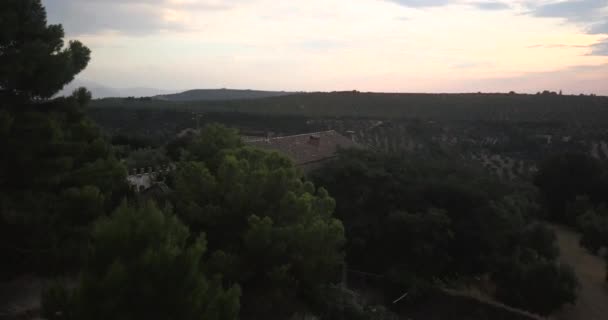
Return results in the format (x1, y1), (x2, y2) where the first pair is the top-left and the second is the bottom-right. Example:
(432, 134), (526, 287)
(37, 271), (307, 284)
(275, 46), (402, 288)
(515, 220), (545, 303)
(43, 0), (608, 95)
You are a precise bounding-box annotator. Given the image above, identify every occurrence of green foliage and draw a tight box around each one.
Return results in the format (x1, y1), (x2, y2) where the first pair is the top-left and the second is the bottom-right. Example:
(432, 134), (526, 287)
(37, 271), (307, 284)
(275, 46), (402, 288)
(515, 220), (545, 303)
(182, 124), (243, 168)
(488, 220), (573, 314)
(41, 281), (73, 320)
(564, 196), (595, 228)
(535, 152), (608, 222)
(90, 92), (608, 124)
(311, 149), (513, 277)
(0, 90), (128, 275)
(158, 89), (292, 101)
(535, 153), (608, 279)
(493, 256), (578, 315)
(0, 1), (126, 276)
(124, 147), (169, 170)
(577, 207), (608, 254)
(0, 90), (129, 273)
(384, 209), (453, 278)
(0, 0), (90, 99)
(311, 149), (576, 314)
(520, 222), (560, 261)
(168, 125), (345, 319)
(42, 202), (241, 320)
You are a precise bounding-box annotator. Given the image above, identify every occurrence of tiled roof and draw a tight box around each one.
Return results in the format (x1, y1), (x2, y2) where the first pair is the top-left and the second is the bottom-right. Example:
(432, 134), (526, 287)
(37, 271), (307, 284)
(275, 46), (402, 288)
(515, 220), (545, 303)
(246, 130), (357, 166)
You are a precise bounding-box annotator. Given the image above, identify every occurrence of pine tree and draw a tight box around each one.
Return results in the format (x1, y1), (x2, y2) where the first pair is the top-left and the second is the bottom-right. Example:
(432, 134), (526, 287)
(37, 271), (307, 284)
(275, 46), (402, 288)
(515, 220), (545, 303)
(42, 202), (241, 320)
(0, 0), (128, 276)
(170, 125), (346, 319)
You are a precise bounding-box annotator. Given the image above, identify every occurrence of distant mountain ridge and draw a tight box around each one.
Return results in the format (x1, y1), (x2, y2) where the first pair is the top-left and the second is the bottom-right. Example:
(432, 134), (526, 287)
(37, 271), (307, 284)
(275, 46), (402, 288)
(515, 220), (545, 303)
(155, 89), (295, 101)
(58, 79), (176, 99)
(59, 79), (296, 100)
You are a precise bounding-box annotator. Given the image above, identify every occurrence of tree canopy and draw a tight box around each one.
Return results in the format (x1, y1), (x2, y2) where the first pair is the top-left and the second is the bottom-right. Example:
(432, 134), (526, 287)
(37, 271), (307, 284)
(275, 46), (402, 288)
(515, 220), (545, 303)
(535, 152), (608, 222)
(0, 0), (126, 276)
(168, 125), (346, 319)
(311, 149), (578, 314)
(42, 201), (241, 320)
(0, 0), (90, 100)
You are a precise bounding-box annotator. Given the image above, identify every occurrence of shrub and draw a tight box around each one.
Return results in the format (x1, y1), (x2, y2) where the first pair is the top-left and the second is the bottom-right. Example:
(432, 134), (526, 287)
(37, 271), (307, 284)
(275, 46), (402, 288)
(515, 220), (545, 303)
(42, 201), (240, 320)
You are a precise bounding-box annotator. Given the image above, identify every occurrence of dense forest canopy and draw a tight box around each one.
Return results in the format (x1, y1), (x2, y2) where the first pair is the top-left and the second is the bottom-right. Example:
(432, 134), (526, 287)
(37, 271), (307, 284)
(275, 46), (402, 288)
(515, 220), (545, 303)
(311, 149), (578, 315)
(91, 91), (608, 123)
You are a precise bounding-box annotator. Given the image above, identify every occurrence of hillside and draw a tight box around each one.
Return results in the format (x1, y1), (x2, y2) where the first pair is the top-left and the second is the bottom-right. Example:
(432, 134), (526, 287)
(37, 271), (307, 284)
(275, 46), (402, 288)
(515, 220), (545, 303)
(89, 91), (608, 182)
(154, 88), (295, 101)
(92, 91), (608, 123)
(57, 79), (174, 99)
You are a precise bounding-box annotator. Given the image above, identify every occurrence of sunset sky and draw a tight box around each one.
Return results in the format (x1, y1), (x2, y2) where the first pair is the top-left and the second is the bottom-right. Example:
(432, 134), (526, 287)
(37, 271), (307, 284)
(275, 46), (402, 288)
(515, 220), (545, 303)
(43, 0), (608, 95)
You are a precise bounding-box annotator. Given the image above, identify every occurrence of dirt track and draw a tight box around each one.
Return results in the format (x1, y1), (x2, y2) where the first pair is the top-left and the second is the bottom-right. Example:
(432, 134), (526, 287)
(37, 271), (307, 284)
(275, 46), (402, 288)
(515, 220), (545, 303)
(551, 224), (608, 320)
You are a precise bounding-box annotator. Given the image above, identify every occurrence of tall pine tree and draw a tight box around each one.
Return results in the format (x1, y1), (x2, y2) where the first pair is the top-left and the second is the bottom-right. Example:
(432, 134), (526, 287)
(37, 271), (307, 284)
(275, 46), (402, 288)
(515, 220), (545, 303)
(0, 0), (128, 277)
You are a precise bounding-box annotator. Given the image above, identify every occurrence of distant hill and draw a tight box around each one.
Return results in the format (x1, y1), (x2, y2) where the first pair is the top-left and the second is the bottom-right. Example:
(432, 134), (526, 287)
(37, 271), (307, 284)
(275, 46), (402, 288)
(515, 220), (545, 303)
(89, 91), (608, 159)
(57, 79), (176, 99)
(155, 89), (295, 101)
(92, 91), (608, 124)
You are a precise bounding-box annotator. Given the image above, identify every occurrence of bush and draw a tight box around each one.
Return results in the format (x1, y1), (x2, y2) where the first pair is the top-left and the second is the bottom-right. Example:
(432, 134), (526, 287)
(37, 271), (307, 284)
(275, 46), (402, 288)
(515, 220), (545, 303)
(521, 222), (559, 260)
(578, 208), (608, 254)
(534, 153), (607, 223)
(493, 256), (578, 315)
(42, 201), (240, 320)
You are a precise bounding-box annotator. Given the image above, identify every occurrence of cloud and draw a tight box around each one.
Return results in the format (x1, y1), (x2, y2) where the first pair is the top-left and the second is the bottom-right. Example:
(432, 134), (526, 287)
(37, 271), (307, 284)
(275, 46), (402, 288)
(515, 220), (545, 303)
(385, 0), (514, 10)
(42, 0), (239, 36)
(449, 63), (608, 95)
(298, 39), (350, 51)
(527, 44), (587, 48)
(590, 38), (608, 55)
(451, 61), (494, 69)
(527, 0), (607, 23)
(385, 0), (452, 8)
(524, 0), (608, 54)
(473, 2), (510, 10)
(588, 20), (608, 34)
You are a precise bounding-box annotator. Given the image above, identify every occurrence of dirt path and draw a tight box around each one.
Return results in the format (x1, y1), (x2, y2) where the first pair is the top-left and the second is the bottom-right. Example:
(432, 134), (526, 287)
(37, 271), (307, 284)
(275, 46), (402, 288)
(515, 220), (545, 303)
(0, 276), (76, 320)
(550, 224), (608, 320)
(0, 275), (47, 319)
